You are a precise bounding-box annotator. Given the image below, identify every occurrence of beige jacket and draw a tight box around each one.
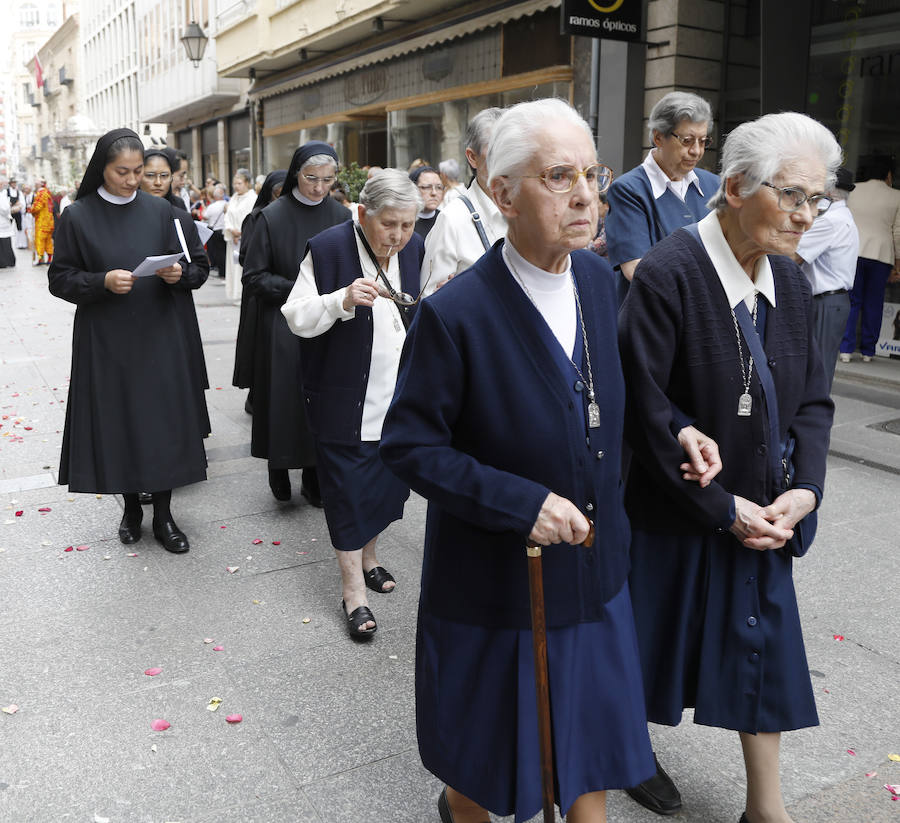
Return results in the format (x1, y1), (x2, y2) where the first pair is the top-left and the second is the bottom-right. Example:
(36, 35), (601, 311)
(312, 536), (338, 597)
(847, 179), (900, 265)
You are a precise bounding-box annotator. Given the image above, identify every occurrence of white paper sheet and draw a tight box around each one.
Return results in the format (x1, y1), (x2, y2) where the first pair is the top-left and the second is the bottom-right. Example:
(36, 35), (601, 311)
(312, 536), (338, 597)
(194, 220), (214, 244)
(131, 252), (184, 278)
(173, 218), (191, 263)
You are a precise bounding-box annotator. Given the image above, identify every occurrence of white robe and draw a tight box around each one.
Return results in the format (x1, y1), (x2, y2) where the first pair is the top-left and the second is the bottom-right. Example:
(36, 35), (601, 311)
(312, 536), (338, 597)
(223, 189), (257, 301)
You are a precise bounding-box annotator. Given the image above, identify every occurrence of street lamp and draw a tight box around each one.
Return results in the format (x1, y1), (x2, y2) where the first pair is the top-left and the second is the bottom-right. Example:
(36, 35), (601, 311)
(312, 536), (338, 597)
(180, 21), (208, 68)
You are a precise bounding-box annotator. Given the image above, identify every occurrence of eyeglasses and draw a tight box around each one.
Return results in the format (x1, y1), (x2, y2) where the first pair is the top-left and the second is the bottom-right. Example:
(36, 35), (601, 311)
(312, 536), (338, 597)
(144, 172), (171, 181)
(417, 184), (445, 192)
(302, 174), (336, 185)
(761, 181), (834, 216)
(523, 164), (614, 194)
(669, 133), (712, 149)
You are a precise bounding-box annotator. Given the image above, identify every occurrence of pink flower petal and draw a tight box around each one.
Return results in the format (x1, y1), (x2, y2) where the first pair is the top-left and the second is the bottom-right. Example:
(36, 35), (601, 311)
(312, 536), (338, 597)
(144, 667), (163, 676)
(220, 525), (227, 529)
(833, 634), (844, 641)
(75, 545), (89, 552)
(252, 538), (262, 545)
(64, 546), (74, 552)
(213, 645), (224, 651)
(38, 507), (51, 512)
(866, 771), (877, 778)
(150, 719), (171, 731)
(885, 784), (900, 797)
(272, 540), (281, 545)
(847, 749), (856, 756)
(126, 552), (138, 557)
(225, 714), (242, 723)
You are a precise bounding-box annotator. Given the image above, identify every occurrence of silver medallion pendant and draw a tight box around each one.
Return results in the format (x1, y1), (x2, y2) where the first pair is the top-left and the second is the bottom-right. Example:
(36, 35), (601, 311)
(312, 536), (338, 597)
(588, 401), (601, 428)
(737, 392), (752, 417)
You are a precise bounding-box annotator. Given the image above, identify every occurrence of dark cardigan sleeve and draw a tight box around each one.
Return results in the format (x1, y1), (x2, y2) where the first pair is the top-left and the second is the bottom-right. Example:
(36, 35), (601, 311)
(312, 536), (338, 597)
(241, 215), (295, 305)
(618, 264), (736, 531)
(380, 298), (549, 537)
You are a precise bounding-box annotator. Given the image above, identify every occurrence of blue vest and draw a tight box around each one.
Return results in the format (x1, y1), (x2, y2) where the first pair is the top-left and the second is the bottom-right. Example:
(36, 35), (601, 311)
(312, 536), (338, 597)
(301, 220), (424, 444)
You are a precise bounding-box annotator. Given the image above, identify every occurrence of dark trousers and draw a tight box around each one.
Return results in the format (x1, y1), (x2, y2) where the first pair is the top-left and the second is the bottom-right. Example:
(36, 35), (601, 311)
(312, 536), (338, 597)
(207, 229), (226, 276)
(841, 257), (892, 356)
(813, 291), (850, 391)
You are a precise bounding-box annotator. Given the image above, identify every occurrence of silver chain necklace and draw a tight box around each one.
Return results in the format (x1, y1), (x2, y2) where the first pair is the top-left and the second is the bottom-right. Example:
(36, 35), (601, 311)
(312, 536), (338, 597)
(507, 255), (601, 428)
(730, 293), (758, 417)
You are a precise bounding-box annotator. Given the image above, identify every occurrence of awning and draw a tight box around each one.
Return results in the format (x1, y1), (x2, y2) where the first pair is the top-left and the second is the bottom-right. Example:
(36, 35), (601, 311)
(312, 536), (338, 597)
(253, 0), (561, 101)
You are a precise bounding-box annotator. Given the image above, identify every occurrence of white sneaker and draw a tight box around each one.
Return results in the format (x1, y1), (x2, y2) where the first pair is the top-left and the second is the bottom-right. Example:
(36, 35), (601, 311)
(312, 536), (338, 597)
(839, 353), (851, 363)
(862, 355), (872, 362)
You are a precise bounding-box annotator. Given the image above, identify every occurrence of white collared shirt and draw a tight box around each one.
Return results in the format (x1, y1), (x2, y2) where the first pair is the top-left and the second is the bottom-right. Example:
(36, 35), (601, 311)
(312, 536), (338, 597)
(420, 178), (507, 295)
(796, 199), (859, 294)
(281, 225), (407, 441)
(697, 210), (776, 311)
(642, 151), (705, 203)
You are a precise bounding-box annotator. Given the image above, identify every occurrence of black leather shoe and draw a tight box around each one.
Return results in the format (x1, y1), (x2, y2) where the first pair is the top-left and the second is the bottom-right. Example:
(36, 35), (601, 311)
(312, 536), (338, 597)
(118, 512), (142, 544)
(625, 754), (682, 815)
(300, 482), (323, 508)
(152, 519), (190, 553)
(268, 468), (291, 501)
(437, 787), (490, 823)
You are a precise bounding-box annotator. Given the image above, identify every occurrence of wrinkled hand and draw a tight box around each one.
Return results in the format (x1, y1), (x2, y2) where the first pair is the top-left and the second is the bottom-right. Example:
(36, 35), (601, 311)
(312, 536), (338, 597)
(677, 425), (722, 488)
(730, 495), (794, 550)
(342, 277), (384, 310)
(758, 488), (816, 535)
(105, 269), (135, 294)
(528, 492), (590, 547)
(155, 263), (183, 284)
(433, 274), (454, 292)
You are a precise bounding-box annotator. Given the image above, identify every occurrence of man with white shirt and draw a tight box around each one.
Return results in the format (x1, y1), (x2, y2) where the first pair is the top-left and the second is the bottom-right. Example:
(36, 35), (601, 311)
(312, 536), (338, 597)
(420, 107), (506, 295)
(794, 167), (859, 389)
(606, 91), (720, 300)
(204, 184), (228, 276)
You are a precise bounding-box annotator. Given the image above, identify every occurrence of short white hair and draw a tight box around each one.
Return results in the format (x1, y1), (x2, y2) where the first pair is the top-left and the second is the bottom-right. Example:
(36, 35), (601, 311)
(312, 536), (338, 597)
(300, 154), (337, 173)
(358, 168), (423, 215)
(709, 112), (842, 211)
(487, 98), (595, 196)
(439, 158), (460, 181)
(647, 91), (713, 142)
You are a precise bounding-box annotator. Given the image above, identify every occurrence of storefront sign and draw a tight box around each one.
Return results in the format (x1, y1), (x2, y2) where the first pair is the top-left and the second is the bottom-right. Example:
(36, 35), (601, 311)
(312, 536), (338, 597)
(561, 0), (642, 41)
(344, 67), (388, 107)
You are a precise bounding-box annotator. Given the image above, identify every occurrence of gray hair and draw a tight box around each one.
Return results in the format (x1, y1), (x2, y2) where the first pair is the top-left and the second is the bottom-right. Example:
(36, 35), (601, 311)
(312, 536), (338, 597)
(487, 98), (595, 197)
(234, 167), (252, 184)
(300, 154), (338, 173)
(647, 91), (713, 142)
(439, 158), (460, 182)
(358, 167), (423, 215)
(213, 184), (226, 197)
(465, 107), (504, 156)
(708, 112), (842, 211)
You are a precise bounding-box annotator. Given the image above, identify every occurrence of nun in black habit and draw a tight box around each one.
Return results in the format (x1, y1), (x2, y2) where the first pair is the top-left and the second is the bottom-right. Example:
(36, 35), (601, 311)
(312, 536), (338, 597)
(48, 128), (207, 553)
(232, 169), (287, 406)
(141, 146), (211, 438)
(241, 143), (349, 503)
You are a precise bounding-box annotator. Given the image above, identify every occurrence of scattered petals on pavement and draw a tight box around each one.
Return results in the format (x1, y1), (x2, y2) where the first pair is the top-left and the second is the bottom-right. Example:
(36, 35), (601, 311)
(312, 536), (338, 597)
(14, 511), (22, 517)
(150, 719), (171, 731)
(64, 546), (74, 552)
(38, 507), (51, 512)
(207, 697), (222, 712)
(272, 540), (281, 545)
(847, 749), (856, 755)
(252, 538), (262, 545)
(143, 667), (163, 676)
(833, 634), (844, 641)
(225, 714), (242, 724)
(884, 784), (899, 797)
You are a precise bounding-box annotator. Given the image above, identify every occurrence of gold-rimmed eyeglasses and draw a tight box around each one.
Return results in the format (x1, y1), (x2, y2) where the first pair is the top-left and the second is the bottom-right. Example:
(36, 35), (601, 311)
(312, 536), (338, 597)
(669, 133), (712, 149)
(523, 164), (614, 194)
(760, 181), (834, 217)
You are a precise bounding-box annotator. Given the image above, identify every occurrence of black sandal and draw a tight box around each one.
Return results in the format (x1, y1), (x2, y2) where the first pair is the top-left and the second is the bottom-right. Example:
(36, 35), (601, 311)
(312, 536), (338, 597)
(364, 566), (396, 593)
(342, 600), (377, 639)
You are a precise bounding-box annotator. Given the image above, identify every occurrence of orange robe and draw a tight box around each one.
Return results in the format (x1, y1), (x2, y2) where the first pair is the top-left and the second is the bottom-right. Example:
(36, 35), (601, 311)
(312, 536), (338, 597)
(30, 188), (55, 258)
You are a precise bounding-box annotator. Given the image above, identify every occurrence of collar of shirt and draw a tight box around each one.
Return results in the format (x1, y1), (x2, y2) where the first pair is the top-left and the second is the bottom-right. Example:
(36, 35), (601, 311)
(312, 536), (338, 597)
(697, 210), (776, 311)
(97, 186), (137, 205)
(292, 186), (324, 207)
(642, 151), (703, 201)
(418, 209), (437, 219)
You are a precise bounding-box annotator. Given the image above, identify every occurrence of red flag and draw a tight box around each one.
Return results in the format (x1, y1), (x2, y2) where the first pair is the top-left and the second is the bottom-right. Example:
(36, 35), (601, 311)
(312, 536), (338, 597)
(34, 54), (43, 88)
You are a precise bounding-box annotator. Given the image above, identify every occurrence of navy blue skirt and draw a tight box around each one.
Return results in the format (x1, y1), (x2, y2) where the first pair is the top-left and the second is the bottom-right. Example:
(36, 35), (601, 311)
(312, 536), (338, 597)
(315, 440), (410, 551)
(629, 528), (818, 734)
(416, 583), (654, 822)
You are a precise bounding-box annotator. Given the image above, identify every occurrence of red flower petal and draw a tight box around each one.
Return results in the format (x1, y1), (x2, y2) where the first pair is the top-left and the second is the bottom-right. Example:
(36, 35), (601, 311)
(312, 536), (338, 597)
(272, 540), (281, 545)
(38, 507), (51, 512)
(24, 427), (33, 431)
(64, 546), (74, 552)
(833, 634), (844, 641)
(846, 748), (856, 756)
(150, 719), (170, 731)
(225, 714), (242, 724)
(144, 667), (163, 676)
(252, 539), (262, 545)
(14, 511), (23, 517)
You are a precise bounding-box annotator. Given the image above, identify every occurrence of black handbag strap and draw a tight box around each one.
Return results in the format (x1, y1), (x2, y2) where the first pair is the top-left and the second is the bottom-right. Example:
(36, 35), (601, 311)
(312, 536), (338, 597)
(354, 222), (412, 329)
(458, 194), (492, 252)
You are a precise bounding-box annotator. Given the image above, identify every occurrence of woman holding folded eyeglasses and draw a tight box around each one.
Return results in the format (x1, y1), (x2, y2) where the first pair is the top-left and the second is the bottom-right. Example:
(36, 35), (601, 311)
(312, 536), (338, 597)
(281, 168), (425, 639)
(618, 112), (837, 823)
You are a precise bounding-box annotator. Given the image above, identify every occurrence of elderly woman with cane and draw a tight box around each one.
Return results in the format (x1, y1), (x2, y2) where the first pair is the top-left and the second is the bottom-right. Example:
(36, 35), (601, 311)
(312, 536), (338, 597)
(380, 99), (720, 823)
(619, 111), (837, 823)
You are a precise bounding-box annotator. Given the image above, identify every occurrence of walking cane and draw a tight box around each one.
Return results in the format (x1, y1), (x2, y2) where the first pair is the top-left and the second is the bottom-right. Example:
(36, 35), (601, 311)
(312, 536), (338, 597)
(527, 520), (595, 823)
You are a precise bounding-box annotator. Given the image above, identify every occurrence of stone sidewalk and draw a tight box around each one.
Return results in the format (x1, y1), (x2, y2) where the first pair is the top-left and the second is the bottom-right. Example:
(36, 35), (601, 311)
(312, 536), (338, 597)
(1, 249), (898, 822)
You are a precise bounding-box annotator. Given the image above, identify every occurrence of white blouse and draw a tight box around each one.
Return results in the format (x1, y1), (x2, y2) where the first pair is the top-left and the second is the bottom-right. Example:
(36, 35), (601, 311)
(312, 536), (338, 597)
(281, 225), (407, 441)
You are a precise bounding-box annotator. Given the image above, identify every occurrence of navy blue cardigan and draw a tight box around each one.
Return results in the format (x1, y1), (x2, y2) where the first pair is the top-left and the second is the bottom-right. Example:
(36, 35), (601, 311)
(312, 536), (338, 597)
(618, 227), (834, 534)
(380, 243), (631, 630)
(301, 220), (424, 444)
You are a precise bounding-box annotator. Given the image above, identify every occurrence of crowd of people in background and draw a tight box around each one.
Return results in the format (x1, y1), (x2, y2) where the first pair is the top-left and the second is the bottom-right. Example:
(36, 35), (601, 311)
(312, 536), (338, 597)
(4, 91), (899, 823)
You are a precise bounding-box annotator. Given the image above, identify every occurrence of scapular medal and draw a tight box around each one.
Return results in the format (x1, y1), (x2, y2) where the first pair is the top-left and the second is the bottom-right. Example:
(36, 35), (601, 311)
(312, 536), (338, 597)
(587, 391), (601, 428)
(737, 392), (752, 417)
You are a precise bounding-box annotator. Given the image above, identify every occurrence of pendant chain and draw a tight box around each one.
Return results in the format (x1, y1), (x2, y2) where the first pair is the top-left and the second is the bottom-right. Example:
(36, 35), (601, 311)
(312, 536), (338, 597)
(731, 293), (759, 398)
